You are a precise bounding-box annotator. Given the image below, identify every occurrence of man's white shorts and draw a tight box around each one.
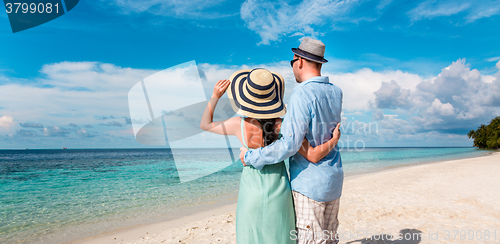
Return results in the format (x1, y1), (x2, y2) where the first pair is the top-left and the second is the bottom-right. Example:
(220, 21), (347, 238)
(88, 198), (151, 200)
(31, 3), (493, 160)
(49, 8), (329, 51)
(292, 191), (340, 244)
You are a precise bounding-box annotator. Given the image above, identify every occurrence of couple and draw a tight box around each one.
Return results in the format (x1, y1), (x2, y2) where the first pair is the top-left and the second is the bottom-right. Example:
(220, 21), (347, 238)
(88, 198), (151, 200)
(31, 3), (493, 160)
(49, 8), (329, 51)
(200, 38), (343, 244)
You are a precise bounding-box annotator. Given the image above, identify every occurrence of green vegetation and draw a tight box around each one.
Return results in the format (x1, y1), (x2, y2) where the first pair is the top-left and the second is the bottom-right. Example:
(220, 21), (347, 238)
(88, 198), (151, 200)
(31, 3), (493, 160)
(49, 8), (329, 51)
(468, 117), (500, 149)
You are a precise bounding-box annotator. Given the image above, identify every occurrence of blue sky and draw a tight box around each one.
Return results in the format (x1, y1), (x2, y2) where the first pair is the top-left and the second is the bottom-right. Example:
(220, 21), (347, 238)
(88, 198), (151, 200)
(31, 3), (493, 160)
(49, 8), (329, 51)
(0, 0), (499, 149)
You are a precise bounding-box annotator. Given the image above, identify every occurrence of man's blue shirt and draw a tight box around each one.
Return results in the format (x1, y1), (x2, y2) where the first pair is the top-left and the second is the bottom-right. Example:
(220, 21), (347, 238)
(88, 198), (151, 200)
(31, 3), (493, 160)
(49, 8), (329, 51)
(244, 76), (343, 202)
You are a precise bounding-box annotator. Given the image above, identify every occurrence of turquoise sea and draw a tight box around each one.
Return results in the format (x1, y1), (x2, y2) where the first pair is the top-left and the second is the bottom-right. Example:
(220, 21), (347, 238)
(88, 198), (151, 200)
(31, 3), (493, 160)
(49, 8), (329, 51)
(0, 147), (491, 244)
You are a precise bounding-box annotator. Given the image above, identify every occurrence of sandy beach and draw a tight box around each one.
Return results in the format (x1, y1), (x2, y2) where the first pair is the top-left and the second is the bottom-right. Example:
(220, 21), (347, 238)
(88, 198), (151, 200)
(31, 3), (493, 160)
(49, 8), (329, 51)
(75, 151), (500, 244)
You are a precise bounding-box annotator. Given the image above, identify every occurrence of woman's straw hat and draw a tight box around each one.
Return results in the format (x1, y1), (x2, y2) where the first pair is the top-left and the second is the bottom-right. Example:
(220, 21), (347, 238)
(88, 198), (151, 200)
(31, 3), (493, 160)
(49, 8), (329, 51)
(227, 68), (286, 119)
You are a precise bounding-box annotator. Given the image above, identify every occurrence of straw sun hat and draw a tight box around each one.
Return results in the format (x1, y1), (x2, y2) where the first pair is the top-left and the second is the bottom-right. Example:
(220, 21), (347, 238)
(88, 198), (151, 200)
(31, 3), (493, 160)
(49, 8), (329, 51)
(227, 68), (286, 119)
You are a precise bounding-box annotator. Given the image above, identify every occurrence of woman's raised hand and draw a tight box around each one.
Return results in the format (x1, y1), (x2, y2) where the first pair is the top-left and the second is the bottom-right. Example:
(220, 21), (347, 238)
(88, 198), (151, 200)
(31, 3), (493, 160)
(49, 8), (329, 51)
(212, 79), (231, 98)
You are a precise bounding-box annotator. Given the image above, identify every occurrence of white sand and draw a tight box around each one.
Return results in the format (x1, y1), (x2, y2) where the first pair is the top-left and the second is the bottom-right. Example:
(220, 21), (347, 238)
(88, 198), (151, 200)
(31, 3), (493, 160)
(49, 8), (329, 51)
(75, 152), (500, 244)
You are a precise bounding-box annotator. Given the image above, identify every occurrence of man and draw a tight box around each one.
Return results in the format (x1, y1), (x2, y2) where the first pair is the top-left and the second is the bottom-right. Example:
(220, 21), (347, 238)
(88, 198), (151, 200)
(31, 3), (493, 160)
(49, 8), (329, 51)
(240, 38), (343, 244)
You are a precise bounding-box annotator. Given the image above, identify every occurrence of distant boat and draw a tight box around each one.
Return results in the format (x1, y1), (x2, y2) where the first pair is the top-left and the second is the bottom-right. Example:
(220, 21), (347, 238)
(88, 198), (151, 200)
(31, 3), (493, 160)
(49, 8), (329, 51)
(62, 147), (67, 150)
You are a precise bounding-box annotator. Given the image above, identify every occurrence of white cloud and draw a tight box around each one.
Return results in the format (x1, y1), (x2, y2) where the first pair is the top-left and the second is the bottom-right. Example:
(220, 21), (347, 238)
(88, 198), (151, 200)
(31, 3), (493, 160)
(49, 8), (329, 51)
(0, 74), (10, 83)
(377, 115), (415, 135)
(481, 61), (500, 107)
(200, 62), (424, 113)
(198, 59), (500, 142)
(2, 58), (500, 148)
(240, 0), (363, 44)
(376, 0), (393, 11)
(241, 0), (500, 44)
(408, 1), (470, 21)
(0, 62), (156, 144)
(482, 75), (496, 84)
(486, 56), (500, 62)
(0, 61), (298, 148)
(0, 115), (14, 129)
(408, 0), (500, 23)
(327, 68), (423, 111)
(371, 59), (500, 134)
(427, 98), (455, 116)
(40, 61), (155, 92)
(99, 0), (232, 19)
(373, 80), (411, 109)
(466, 1), (500, 22)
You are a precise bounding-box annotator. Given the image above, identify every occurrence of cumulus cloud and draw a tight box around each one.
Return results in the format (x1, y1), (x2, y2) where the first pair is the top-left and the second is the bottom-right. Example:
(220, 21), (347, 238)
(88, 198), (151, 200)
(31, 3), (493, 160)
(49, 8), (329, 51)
(482, 62), (500, 106)
(240, 0), (364, 44)
(199, 62), (423, 114)
(328, 68), (423, 112)
(2, 61), (294, 147)
(0, 62), (154, 127)
(371, 59), (500, 134)
(378, 115), (415, 135)
(373, 80), (411, 109)
(199, 59), (499, 142)
(408, 0), (500, 23)
(0, 115), (14, 129)
(2, 58), (500, 148)
(427, 98), (455, 116)
(0, 62), (157, 147)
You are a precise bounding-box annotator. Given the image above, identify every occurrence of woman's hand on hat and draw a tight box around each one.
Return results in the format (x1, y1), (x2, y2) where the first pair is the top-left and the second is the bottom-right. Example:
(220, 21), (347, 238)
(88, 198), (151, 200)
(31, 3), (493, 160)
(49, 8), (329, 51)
(212, 79), (230, 99)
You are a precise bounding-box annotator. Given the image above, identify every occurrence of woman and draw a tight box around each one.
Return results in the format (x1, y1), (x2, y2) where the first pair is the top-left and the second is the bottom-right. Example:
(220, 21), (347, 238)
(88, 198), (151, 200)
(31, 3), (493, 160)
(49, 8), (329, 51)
(200, 68), (340, 243)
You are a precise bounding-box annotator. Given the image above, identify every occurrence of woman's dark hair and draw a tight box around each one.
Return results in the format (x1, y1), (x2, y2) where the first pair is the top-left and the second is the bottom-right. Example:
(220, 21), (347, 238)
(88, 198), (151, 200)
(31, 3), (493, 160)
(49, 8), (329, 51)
(256, 118), (278, 146)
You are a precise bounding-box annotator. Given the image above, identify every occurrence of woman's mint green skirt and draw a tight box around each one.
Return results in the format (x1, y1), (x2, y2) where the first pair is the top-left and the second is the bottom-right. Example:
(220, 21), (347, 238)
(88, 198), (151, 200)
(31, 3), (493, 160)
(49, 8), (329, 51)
(236, 161), (296, 244)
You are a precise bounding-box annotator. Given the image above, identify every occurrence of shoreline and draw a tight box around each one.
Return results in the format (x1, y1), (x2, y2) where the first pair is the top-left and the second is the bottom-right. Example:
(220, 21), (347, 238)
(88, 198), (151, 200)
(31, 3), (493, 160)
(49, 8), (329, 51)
(72, 149), (498, 244)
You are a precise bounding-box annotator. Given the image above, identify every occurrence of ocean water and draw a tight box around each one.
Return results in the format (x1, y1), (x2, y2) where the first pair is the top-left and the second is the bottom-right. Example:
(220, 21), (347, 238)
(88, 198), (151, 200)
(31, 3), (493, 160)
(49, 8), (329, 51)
(0, 147), (490, 244)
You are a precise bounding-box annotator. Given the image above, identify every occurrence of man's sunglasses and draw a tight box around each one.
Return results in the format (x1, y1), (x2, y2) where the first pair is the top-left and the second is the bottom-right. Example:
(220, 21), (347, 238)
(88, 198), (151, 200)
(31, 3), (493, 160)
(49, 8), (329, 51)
(290, 58), (299, 67)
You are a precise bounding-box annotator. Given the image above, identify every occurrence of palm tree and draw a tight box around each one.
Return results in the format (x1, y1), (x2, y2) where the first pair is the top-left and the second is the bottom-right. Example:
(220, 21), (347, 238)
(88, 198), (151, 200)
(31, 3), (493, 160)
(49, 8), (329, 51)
(468, 117), (500, 149)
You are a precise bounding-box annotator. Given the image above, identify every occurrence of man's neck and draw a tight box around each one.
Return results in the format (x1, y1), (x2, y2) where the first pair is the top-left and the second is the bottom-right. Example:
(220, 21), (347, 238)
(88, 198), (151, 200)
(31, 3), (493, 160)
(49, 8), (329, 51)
(300, 72), (321, 83)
